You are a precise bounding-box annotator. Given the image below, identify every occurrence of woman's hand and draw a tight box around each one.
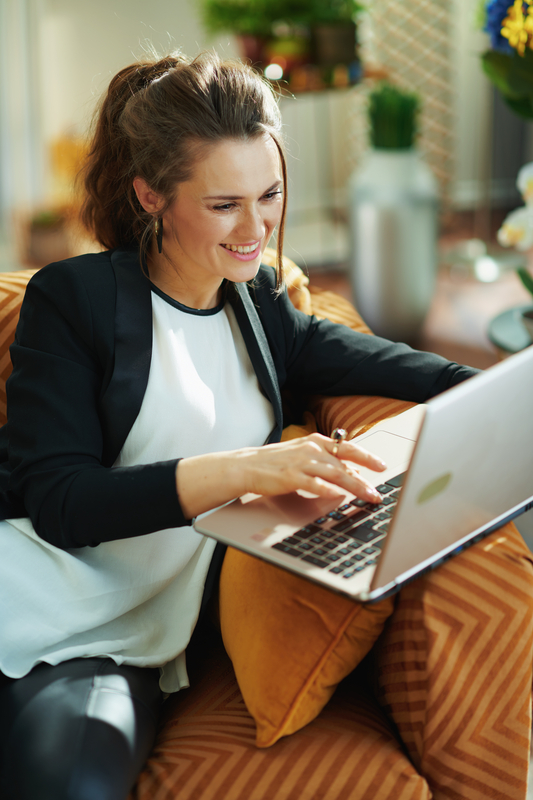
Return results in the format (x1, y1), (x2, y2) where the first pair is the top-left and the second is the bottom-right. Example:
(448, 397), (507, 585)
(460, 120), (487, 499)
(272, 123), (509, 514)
(176, 434), (386, 521)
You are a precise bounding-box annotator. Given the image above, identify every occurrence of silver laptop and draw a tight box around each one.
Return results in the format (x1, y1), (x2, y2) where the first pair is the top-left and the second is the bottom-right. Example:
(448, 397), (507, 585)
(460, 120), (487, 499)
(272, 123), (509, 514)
(195, 345), (533, 602)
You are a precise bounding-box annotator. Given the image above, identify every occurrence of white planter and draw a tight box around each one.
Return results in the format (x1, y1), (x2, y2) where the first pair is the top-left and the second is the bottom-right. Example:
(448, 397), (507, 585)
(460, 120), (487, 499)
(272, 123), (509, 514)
(348, 148), (439, 342)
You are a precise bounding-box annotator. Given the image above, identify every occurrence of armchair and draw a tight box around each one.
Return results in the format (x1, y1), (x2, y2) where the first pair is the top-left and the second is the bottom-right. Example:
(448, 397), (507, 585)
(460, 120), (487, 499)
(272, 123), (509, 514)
(0, 253), (529, 800)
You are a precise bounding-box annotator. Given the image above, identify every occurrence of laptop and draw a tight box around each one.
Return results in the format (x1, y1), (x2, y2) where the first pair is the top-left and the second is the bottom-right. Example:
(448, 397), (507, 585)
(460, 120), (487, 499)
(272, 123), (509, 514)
(195, 344), (533, 602)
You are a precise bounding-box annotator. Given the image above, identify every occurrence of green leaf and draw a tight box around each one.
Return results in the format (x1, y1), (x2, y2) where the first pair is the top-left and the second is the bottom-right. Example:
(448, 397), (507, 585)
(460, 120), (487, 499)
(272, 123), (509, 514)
(518, 267), (533, 298)
(482, 50), (533, 118)
(504, 94), (533, 118)
(506, 49), (533, 96)
(481, 51), (521, 98)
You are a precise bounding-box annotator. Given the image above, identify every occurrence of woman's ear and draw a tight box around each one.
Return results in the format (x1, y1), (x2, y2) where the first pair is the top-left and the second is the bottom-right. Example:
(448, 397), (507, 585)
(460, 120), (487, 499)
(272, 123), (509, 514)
(133, 177), (164, 215)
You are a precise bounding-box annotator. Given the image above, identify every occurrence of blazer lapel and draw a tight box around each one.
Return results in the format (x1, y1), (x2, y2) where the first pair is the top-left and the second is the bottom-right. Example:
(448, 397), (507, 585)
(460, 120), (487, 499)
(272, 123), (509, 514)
(101, 249), (153, 465)
(229, 281), (283, 443)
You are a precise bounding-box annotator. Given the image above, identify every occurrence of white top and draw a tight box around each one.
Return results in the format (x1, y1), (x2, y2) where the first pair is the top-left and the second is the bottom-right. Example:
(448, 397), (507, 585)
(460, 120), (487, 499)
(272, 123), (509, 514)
(0, 288), (275, 691)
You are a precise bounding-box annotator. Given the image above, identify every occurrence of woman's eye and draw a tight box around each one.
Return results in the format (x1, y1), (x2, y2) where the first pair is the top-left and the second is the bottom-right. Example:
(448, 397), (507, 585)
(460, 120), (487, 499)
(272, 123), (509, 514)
(213, 203), (235, 212)
(263, 191), (282, 201)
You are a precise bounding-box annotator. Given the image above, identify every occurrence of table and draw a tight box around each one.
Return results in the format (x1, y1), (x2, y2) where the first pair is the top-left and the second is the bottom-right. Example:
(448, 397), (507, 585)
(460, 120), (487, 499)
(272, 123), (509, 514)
(487, 305), (533, 356)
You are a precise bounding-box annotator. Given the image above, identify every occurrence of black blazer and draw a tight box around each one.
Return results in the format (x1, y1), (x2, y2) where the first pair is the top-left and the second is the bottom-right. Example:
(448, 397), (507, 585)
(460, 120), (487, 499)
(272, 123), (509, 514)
(0, 248), (477, 550)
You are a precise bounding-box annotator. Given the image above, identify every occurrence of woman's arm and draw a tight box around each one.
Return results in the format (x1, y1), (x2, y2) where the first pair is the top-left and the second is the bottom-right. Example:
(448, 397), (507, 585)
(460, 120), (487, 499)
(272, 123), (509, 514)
(176, 433), (386, 520)
(251, 267), (478, 402)
(4, 259), (186, 549)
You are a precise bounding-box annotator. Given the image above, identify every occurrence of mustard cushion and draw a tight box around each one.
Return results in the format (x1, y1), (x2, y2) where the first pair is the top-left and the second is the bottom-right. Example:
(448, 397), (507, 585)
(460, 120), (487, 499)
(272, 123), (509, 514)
(219, 547), (394, 748)
(219, 409), (394, 749)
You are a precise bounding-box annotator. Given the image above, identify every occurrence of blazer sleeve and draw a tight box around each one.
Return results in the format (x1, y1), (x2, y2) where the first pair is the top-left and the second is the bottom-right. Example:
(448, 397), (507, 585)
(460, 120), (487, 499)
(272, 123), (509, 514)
(252, 268), (478, 401)
(3, 261), (187, 550)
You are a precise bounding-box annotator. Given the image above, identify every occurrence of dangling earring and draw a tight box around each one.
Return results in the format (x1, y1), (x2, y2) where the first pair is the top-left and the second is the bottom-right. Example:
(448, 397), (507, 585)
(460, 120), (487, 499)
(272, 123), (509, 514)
(154, 217), (163, 254)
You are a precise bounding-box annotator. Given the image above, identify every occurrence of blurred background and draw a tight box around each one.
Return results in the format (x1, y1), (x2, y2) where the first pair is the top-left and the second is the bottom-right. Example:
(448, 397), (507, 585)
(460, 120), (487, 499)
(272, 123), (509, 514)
(2, 0), (533, 359)
(1, 0), (533, 539)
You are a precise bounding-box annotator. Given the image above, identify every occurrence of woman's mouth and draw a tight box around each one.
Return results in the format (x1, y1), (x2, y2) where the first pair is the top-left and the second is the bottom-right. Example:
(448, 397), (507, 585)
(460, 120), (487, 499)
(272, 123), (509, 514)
(220, 242), (261, 261)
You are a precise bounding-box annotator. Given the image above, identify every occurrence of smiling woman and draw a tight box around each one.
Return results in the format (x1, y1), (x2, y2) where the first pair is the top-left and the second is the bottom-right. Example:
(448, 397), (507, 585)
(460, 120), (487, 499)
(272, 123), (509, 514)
(133, 137), (284, 309)
(0, 49), (526, 800)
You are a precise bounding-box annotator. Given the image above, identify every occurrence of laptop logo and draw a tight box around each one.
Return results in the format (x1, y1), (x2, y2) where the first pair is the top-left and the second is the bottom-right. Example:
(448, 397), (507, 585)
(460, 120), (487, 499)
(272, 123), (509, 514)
(417, 472), (452, 504)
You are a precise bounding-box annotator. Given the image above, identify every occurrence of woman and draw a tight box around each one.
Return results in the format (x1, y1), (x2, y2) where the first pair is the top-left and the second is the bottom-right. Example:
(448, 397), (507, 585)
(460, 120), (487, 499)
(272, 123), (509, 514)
(0, 52), (530, 800)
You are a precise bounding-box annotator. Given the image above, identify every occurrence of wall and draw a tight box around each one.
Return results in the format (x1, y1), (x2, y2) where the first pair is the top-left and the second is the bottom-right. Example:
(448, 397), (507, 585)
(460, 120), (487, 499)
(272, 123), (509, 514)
(1, 0), (530, 267)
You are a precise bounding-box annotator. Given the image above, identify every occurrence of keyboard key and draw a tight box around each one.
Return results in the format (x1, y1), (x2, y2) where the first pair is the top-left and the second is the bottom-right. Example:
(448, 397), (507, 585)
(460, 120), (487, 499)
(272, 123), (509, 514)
(376, 483), (395, 494)
(340, 559), (355, 568)
(334, 535), (349, 544)
(350, 498), (367, 508)
(301, 555), (329, 568)
(298, 542), (313, 551)
(381, 495), (396, 506)
(313, 548), (329, 557)
(283, 536), (301, 545)
(326, 554), (341, 562)
(351, 525), (384, 543)
(313, 516), (328, 524)
(337, 547), (352, 556)
(310, 536), (325, 545)
(363, 547), (377, 555)
(329, 566), (344, 574)
(327, 511), (346, 520)
(297, 524), (323, 539)
(386, 473), (405, 488)
(272, 543), (301, 557)
(338, 503), (353, 511)
(331, 510), (371, 532)
(353, 553), (365, 561)
(323, 542), (338, 550)
(374, 511), (390, 521)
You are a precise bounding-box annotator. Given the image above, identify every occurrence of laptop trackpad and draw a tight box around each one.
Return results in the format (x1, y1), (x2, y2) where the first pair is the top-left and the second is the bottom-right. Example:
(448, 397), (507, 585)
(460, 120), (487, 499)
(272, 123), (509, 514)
(354, 430), (415, 482)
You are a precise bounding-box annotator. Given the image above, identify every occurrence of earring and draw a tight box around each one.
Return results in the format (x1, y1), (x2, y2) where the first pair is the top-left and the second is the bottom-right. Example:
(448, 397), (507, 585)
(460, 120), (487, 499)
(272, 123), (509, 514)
(154, 217), (163, 254)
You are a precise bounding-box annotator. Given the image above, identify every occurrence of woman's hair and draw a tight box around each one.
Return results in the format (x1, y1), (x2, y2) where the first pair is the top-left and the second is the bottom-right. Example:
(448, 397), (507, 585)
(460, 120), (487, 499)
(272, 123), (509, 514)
(79, 51), (287, 287)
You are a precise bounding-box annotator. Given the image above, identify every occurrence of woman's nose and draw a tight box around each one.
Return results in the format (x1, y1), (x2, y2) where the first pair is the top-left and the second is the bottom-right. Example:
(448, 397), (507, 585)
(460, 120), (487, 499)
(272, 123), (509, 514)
(237, 207), (265, 241)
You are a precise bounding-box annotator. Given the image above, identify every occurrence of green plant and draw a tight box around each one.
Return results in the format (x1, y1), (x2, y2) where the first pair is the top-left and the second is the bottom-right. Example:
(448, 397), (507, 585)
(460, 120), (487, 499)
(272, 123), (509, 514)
(368, 83), (420, 150)
(307, 0), (365, 24)
(201, 0), (282, 37)
(30, 209), (67, 229)
(480, 0), (533, 119)
(518, 266), (533, 298)
(200, 0), (365, 37)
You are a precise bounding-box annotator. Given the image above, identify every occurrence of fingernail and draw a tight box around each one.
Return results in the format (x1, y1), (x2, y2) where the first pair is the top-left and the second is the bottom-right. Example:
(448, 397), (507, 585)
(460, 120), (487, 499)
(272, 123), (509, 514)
(369, 489), (382, 501)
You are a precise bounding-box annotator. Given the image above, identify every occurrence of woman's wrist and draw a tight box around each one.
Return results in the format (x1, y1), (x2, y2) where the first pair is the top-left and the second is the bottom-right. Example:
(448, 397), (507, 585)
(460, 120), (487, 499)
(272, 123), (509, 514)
(175, 449), (249, 520)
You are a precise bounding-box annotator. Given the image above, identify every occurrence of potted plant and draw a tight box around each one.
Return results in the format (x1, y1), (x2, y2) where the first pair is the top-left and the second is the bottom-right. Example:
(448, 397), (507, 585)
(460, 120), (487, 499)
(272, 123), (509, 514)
(200, 0), (364, 78)
(496, 161), (533, 342)
(201, 0), (302, 66)
(348, 83), (439, 342)
(26, 208), (71, 266)
(307, 0), (365, 68)
(480, 0), (533, 119)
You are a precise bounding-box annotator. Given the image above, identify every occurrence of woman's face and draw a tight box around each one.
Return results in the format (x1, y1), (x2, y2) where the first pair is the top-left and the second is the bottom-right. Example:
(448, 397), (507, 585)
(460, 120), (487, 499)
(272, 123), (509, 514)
(160, 135), (283, 292)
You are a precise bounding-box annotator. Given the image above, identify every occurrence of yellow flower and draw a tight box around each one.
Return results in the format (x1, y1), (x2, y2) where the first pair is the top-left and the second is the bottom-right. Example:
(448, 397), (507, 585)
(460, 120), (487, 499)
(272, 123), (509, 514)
(501, 0), (533, 55)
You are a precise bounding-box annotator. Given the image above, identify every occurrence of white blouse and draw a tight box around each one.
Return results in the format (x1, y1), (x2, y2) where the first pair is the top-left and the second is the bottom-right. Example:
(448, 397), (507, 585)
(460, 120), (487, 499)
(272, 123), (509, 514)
(0, 287), (275, 692)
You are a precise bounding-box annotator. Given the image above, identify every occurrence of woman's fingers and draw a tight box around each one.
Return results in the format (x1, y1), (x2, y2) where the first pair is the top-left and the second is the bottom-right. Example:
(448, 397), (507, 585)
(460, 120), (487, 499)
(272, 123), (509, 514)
(329, 438), (387, 473)
(243, 434), (386, 503)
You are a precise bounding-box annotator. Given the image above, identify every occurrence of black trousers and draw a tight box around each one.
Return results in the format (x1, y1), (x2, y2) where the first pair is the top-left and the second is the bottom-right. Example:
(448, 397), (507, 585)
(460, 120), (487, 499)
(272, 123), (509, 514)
(0, 543), (226, 799)
(0, 657), (163, 800)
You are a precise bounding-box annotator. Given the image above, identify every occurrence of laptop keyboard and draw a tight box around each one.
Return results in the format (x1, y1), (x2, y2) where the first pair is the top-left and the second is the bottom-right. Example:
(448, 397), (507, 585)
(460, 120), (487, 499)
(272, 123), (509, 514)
(271, 473), (405, 580)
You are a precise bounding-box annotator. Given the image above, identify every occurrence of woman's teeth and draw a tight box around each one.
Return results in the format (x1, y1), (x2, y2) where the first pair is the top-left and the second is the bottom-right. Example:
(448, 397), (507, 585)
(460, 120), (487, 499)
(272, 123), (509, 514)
(222, 243), (258, 254)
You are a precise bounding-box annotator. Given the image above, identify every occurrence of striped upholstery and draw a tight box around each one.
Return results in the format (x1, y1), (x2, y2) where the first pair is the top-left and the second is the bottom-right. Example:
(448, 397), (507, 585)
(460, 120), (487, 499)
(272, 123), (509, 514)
(0, 263), (531, 798)
(0, 270), (37, 425)
(130, 637), (431, 800)
(375, 521), (533, 800)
